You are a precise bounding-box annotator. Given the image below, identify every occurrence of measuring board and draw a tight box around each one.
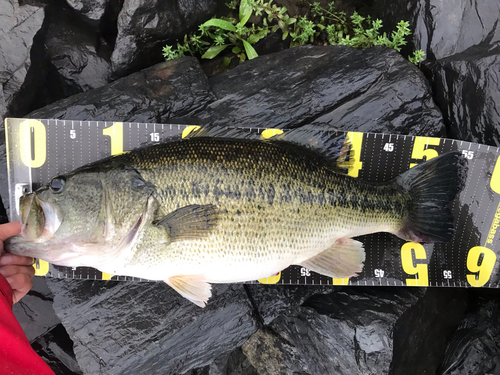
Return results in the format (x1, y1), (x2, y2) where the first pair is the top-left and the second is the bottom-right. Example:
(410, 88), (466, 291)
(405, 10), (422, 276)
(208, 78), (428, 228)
(4, 118), (500, 288)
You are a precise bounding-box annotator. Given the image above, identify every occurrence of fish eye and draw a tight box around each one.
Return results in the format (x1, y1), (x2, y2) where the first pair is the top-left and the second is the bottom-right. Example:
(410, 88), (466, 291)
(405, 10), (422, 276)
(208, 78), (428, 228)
(50, 176), (66, 193)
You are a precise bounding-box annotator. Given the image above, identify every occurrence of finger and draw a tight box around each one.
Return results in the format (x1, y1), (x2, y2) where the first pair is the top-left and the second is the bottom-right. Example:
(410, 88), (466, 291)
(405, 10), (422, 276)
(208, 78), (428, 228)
(0, 222), (21, 242)
(8, 274), (33, 304)
(0, 264), (36, 279)
(0, 254), (35, 266)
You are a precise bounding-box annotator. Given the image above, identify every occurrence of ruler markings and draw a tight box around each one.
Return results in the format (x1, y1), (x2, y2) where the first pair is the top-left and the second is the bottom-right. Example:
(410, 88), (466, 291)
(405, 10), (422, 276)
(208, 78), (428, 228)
(6, 120), (500, 286)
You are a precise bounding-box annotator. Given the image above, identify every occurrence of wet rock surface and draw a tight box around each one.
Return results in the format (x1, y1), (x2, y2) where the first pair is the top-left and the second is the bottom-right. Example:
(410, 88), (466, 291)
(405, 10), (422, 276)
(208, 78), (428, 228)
(0, 0), (499, 374)
(199, 45), (444, 136)
(424, 45), (500, 146)
(0, 0), (45, 123)
(438, 290), (500, 375)
(28, 56), (214, 123)
(111, 0), (226, 77)
(47, 279), (258, 375)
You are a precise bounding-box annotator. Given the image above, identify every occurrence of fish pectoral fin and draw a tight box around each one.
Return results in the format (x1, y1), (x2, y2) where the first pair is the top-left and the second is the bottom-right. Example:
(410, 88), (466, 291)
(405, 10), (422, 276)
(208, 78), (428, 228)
(165, 275), (212, 308)
(155, 204), (219, 242)
(298, 238), (366, 278)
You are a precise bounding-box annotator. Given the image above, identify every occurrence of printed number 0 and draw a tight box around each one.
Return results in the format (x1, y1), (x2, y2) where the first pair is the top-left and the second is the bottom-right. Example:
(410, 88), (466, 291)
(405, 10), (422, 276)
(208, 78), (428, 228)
(19, 119), (46, 168)
(467, 246), (497, 287)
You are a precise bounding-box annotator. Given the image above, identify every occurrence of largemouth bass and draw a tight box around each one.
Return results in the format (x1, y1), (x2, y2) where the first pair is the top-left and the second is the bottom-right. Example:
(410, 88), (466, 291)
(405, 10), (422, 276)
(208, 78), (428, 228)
(6, 128), (468, 307)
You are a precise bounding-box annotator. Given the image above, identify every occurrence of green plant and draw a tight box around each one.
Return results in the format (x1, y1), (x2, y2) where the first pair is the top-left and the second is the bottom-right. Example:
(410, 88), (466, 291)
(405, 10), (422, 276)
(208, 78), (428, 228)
(163, 0), (295, 63)
(163, 0), (425, 66)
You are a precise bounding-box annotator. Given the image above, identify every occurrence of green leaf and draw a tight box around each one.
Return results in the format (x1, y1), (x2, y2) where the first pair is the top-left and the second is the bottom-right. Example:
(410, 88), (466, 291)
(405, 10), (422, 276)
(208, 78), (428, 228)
(232, 46), (241, 54)
(201, 44), (230, 59)
(239, 0), (253, 26)
(223, 56), (232, 68)
(202, 19), (237, 32)
(242, 39), (258, 59)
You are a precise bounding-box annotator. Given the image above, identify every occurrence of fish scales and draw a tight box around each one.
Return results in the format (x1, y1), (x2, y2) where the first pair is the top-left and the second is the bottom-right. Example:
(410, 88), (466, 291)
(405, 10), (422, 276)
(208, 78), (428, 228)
(115, 138), (405, 281)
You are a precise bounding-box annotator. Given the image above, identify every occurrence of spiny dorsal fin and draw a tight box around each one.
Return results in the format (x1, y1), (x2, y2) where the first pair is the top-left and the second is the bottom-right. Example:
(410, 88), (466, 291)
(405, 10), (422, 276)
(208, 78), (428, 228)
(182, 125), (261, 140)
(183, 125), (355, 174)
(268, 126), (356, 174)
(155, 204), (219, 242)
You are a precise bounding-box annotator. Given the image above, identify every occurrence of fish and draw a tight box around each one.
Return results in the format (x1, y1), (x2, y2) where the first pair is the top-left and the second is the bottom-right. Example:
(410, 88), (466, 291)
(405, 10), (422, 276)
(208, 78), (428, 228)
(5, 127), (468, 307)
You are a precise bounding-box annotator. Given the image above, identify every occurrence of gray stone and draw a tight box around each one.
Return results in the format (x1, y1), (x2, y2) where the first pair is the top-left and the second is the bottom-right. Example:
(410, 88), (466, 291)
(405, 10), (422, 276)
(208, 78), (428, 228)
(44, 5), (111, 99)
(13, 277), (60, 342)
(111, 0), (226, 77)
(47, 279), (259, 375)
(28, 56), (214, 123)
(65, 0), (109, 23)
(424, 44), (500, 146)
(437, 290), (500, 375)
(363, 0), (500, 60)
(200, 45), (445, 136)
(0, 0), (45, 122)
(243, 287), (421, 375)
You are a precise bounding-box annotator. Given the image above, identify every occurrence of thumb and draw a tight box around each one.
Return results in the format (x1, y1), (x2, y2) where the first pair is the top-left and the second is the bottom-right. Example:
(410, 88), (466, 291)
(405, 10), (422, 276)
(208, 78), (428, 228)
(0, 222), (22, 242)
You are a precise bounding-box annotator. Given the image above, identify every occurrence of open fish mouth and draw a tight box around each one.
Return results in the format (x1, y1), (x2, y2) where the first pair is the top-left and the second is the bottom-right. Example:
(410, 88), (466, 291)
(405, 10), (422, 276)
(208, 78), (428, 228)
(19, 193), (62, 243)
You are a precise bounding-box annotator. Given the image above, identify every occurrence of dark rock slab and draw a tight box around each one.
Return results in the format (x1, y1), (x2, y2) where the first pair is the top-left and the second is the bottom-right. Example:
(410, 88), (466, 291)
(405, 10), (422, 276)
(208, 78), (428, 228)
(28, 56), (214, 123)
(111, 0), (226, 77)
(363, 0), (500, 61)
(13, 277), (60, 342)
(200, 45), (445, 136)
(242, 287), (422, 375)
(437, 289), (500, 375)
(65, 0), (109, 24)
(424, 44), (500, 146)
(246, 284), (336, 325)
(31, 323), (83, 375)
(189, 347), (257, 375)
(47, 279), (259, 375)
(390, 288), (468, 375)
(43, 4), (111, 100)
(0, 0), (45, 122)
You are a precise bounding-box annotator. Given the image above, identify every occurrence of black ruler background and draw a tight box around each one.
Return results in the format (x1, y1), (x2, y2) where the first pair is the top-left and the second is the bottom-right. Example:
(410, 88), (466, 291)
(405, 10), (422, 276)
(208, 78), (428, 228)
(4, 118), (500, 288)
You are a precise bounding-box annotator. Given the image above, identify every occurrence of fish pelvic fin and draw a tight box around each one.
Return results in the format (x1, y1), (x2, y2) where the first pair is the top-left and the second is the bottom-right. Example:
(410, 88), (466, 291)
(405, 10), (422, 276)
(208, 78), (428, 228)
(165, 275), (212, 308)
(396, 151), (468, 243)
(297, 238), (365, 278)
(155, 204), (219, 242)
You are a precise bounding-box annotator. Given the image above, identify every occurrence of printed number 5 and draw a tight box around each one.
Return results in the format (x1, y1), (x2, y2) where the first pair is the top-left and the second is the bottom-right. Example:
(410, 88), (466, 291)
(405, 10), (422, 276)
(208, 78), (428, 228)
(410, 137), (441, 168)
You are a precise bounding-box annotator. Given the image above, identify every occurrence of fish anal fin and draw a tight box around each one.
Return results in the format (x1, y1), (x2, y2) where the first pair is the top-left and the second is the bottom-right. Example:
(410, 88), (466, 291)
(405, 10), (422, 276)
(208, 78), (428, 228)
(165, 275), (212, 308)
(155, 204), (219, 242)
(298, 238), (366, 279)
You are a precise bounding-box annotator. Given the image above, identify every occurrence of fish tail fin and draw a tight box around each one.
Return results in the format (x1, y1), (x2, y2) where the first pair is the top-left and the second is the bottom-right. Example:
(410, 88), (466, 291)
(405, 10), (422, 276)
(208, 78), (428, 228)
(396, 151), (468, 243)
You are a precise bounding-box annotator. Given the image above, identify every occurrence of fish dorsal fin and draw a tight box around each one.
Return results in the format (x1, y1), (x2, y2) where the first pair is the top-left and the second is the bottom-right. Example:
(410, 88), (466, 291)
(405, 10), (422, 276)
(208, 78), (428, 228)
(155, 204), (219, 242)
(268, 126), (355, 174)
(184, 125), (355, 174)
(296, 238), (365, 279)
(182, 125), (261, 140)
(165, 275), (212, 307)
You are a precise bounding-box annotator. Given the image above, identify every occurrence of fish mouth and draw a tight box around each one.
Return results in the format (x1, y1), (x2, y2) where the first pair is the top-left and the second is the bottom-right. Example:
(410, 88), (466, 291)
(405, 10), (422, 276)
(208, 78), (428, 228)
(20, 193), (62, 242)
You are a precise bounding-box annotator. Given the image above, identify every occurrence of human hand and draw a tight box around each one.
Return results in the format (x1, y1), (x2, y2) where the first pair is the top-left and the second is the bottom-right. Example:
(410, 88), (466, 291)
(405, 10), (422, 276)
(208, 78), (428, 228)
(0, 222), (35, 303)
